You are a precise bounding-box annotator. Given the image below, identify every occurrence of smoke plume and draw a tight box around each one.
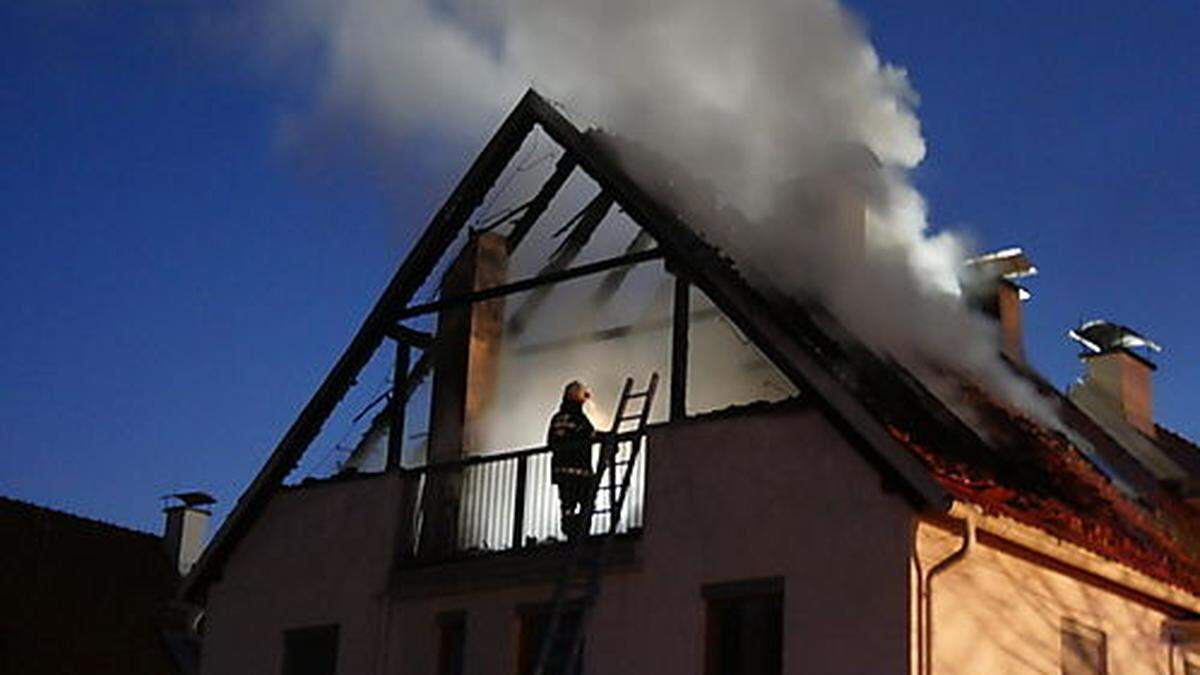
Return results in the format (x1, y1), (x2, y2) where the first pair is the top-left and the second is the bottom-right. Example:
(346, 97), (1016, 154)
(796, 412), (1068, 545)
(238, 0), (1059, 425)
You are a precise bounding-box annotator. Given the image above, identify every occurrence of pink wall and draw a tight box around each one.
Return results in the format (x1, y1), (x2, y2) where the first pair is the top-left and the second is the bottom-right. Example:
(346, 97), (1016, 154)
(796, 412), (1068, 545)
(387, 404), (915, 674)
(199, 405), (916, 674)
(200, 473), (405, 675)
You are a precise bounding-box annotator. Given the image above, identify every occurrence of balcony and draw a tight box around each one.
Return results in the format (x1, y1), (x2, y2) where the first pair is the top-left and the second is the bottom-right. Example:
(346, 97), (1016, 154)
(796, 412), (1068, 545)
(396, 431), (647, 563)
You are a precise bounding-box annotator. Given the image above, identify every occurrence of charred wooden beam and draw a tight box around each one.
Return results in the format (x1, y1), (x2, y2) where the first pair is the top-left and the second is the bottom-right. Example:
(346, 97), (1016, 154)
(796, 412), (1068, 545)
(506, 152), (578, 251)
(509, 192), (614, 334)
(386, 324), (434, 348)
(592, 230), (656, 306)
(670, 275), (690, 421)
(392, 248), (663, 321)
(385, 344), (410, 470)
(546, 193), (613, 268)
(349, 347), (435, 467)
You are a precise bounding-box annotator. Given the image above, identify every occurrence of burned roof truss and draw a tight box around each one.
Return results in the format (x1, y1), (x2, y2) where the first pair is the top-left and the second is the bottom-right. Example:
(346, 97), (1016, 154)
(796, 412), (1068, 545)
(182, 89), (949, 601)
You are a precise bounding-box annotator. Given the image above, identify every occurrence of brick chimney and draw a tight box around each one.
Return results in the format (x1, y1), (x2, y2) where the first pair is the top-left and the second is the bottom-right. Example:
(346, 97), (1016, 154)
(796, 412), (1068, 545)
(421, 232), (508, 557)
(1073, 347), (1158, 438)
(1067, 320), (1161, 437)
(772, 143), (878, 287)
(427, 231), (509, 462)
(162, 492), (214, 576)
(963, 248), (1037, 365)
(1067, 320), (1185, 481)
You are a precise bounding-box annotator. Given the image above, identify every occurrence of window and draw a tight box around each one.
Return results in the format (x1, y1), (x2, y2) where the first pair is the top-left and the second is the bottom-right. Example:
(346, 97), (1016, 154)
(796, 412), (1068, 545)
(703, 578), (784, 675)
(517, 603), (584, 675)
(1061, 619), (1106, 675)
(281, 624), (339, 675)
(437, 611), (466, 675)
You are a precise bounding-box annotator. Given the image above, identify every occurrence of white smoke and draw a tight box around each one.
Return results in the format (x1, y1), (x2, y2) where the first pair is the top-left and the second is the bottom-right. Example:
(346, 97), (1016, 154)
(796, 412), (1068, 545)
(236, 0), (1059, 426)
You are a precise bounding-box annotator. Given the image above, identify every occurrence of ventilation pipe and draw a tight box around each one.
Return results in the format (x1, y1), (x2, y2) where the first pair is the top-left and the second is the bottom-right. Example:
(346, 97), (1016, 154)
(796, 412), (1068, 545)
(162, 492), (215, 576)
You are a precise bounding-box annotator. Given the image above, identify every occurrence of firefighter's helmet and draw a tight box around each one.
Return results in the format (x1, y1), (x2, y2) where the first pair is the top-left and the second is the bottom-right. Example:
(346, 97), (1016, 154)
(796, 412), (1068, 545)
(563, 380), (591, 403)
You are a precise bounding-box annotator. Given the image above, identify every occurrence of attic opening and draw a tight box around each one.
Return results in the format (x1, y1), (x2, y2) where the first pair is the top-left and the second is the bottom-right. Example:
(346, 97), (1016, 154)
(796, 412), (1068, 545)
(295, 126), (798, 482)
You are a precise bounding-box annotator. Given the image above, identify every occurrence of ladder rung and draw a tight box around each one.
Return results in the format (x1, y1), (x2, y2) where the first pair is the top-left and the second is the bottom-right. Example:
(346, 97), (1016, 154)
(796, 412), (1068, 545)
(625, 391), (650, 399)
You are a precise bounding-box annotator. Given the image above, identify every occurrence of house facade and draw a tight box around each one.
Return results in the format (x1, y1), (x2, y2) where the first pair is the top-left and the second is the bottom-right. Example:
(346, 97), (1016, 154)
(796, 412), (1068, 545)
(185, 91), (1200, 675)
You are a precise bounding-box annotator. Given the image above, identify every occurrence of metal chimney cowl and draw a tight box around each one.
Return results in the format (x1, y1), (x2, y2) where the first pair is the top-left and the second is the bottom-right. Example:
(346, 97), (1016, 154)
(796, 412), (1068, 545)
(1067, 320), (1162, 439)
(162, 491), (215, 576)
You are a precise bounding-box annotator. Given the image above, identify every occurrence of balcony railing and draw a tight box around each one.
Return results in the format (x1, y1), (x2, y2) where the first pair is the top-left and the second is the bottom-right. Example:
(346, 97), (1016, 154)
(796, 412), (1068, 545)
(401, 433), (647, 559)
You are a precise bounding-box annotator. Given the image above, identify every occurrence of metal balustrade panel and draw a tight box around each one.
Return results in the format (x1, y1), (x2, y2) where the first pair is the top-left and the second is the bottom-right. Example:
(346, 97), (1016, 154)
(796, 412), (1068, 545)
(455, 459), (517, 552)
(522, 453), (560, 544)
(414, 439), (648, 558)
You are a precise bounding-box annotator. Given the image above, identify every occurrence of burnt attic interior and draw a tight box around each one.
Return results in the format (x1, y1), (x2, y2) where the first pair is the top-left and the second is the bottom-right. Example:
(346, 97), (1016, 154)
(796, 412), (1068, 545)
(183, 89), (1200, 612)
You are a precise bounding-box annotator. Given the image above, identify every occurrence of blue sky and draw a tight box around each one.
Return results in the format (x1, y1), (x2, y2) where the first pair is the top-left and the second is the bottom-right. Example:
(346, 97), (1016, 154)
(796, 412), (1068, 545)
(2, 2), (1198, 533)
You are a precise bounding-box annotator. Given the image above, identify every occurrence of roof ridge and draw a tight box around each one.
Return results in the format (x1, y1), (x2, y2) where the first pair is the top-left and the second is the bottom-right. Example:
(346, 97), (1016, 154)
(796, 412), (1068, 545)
(0, 494), (161, 540)
(1157, 422), (1200, 449)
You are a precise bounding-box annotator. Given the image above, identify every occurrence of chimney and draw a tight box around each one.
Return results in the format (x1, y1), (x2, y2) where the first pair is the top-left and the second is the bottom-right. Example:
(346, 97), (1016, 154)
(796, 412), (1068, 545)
(427, 231), (509, 462)
(162, 492), (215, 576)
(772, 143), (879, 287)
(1067, 320), (1161, 438)
(963, 248), (1037, 364)
(421, 232), (508, 558)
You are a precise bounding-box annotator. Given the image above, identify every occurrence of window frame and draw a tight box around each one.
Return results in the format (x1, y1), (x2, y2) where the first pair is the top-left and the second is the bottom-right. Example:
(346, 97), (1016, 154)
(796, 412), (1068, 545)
(515, 601), (586, 675)
(281, 623), (340, 675)
(436, 610), (467, 675)
(1060, 618), (1107, 675)
(702, 577), (785, 675)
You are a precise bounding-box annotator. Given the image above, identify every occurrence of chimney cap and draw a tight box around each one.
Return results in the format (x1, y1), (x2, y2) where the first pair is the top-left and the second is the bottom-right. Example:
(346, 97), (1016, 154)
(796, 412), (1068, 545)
(962, 247), (1037, 305)
(162, 491), (216, 509)
(964, 247), (1038, 282)
(1068, 319), (1162, 357)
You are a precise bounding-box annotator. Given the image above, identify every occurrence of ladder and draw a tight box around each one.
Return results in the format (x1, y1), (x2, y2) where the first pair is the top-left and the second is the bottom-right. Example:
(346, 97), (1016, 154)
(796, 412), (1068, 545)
(531, 373), (660, 675)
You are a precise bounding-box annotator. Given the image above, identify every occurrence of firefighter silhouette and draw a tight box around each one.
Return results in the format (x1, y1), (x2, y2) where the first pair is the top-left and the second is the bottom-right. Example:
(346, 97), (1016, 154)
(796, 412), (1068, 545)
(547, 380), (596, 541)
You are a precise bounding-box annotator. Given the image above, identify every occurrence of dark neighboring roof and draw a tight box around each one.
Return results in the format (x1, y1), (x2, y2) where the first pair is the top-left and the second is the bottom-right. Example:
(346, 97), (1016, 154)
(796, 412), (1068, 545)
(0, 495), (184, 674)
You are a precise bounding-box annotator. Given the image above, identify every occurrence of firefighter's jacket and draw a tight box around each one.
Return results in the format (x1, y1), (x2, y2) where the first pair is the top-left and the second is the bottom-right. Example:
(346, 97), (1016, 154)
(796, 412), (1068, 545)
(548, 400), (595, 480)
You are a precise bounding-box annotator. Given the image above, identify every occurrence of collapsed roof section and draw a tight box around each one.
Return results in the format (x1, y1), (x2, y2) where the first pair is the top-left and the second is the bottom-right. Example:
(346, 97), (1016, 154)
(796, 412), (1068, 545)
(182, 89), (1200, 603)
